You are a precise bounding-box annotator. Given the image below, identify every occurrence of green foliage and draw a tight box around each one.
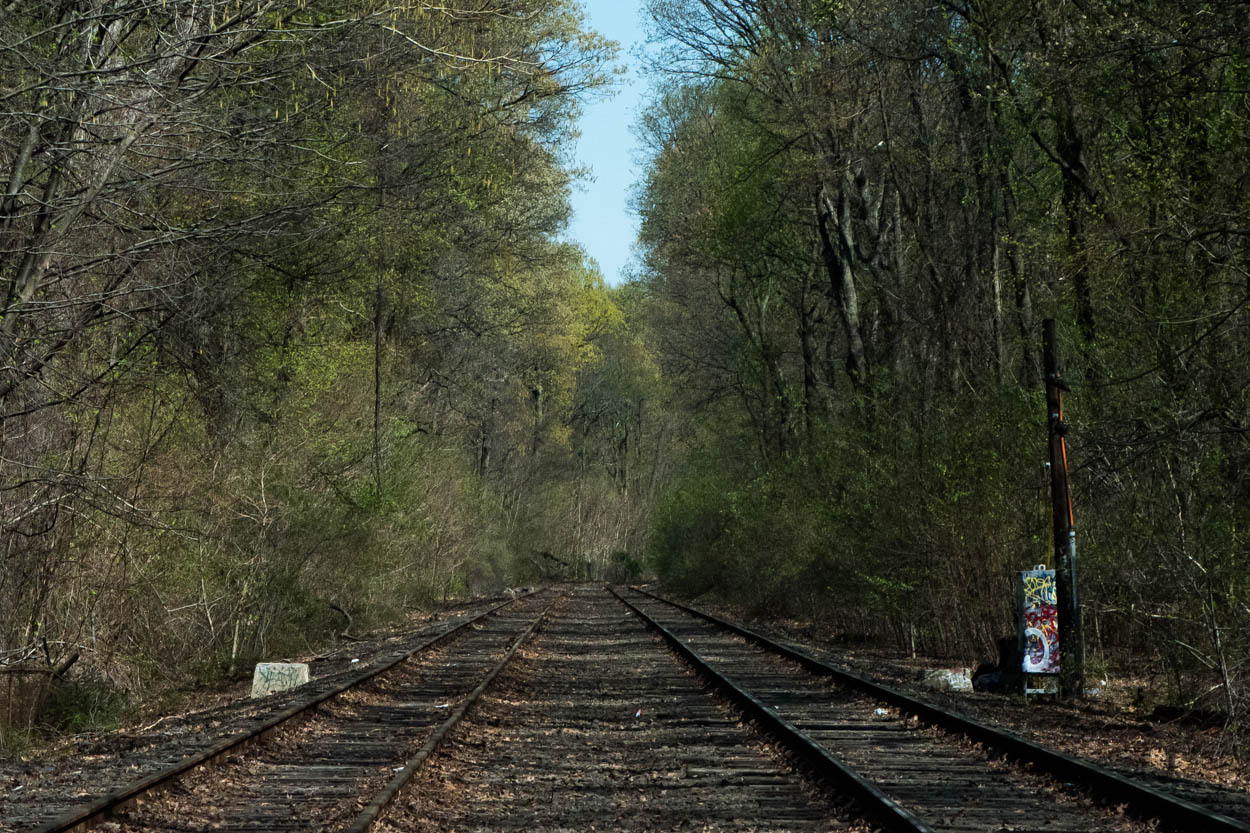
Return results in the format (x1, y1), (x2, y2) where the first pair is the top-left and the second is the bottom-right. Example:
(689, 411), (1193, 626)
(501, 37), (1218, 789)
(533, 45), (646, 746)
(608, 551), (645, 583)
(637, 0), (1250, 734)
(0, 0), (647, 723)
(651, 464), (735, 596)
(651, 391), (1039, 653)
(0, 727), (33, 757)
(43, 678), (130, 734)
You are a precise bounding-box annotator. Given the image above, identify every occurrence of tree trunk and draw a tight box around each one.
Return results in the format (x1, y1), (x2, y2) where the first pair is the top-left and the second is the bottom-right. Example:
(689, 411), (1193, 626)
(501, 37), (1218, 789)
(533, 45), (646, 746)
(817, 184), (868, 390)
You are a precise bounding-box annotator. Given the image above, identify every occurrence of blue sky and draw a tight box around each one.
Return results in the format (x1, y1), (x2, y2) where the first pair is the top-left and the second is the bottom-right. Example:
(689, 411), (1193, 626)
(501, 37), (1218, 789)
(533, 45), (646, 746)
(565, 0), (648, 286)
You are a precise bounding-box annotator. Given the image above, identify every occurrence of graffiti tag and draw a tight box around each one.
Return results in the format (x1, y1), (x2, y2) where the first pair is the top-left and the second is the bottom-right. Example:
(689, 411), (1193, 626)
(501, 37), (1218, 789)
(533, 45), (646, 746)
(1020, 569), (1060, 675)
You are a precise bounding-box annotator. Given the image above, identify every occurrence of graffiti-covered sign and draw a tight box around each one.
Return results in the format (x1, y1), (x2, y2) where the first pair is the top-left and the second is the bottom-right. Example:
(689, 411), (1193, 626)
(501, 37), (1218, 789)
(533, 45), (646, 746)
(1020, 567), (1060, 675)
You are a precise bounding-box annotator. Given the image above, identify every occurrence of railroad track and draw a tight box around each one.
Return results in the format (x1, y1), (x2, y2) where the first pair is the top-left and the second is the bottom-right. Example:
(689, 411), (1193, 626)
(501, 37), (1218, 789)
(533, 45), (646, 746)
(15, 588), (561, 833)
(4, 597), (512, 832)
(615, 585), (1250, 833)
(357, 584), (847, 832)
(12, 584), (1247, 833)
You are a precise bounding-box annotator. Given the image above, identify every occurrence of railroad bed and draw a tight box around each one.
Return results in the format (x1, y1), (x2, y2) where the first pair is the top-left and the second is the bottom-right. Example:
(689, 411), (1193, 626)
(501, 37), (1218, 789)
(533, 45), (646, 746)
(370, 584), (845, 832)
(10, 589), (559, 833)
(615, 586), (1250, 833)
(2, 597), (509, 833)
(8, 584), (1249, 833)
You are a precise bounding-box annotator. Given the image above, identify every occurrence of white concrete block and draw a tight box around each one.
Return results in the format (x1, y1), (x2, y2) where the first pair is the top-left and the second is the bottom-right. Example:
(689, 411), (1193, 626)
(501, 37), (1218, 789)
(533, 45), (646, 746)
(250, 662), (310, 697)
(920, 667), (973, 693)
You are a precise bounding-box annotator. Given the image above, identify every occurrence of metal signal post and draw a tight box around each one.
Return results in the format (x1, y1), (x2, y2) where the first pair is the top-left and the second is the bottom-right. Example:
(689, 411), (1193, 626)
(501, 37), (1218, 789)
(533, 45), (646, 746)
(1042, 319), (1084, 696)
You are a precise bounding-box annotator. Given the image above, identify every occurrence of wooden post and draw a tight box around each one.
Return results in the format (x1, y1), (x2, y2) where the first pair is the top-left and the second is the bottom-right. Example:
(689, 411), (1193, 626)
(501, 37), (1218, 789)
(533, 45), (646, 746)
(1043, 319), (1084, 696)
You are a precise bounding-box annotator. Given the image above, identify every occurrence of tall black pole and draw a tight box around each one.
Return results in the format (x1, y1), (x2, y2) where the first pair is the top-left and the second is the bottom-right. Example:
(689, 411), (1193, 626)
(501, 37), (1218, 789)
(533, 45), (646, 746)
(1043, 319), (1084, 696)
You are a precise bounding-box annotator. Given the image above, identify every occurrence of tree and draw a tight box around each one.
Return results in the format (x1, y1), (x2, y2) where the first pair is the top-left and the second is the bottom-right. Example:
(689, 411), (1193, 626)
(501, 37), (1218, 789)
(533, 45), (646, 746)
(0, 0), (621, 693)
(637, 0), (1250, 730)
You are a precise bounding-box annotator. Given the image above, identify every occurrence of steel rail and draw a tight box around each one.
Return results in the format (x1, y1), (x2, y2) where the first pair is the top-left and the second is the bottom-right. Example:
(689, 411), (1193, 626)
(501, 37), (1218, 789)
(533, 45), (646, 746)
(626, 585), (1250, 833)
(345, 592), (560, 833)
(610, 586), (936, 833)
(31, 589), (545, 833)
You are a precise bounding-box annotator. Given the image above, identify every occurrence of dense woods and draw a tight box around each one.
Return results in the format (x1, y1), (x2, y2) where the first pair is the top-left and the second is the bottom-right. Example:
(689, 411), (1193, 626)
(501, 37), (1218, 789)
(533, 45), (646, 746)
(3, 0), (1250, 747)
(635, 0), (1250, 737)
(0, 1), (668, 706)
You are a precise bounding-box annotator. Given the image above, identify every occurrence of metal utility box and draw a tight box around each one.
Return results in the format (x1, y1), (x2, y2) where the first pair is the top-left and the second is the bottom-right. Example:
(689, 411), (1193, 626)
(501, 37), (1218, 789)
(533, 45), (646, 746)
(1020, 566), (1060, 693)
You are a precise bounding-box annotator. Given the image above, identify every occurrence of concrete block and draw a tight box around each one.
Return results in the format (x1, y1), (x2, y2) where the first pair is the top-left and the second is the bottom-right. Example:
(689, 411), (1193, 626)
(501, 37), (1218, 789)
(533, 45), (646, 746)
(920, 667), (973, 693)
(250, 662), (310, 698)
